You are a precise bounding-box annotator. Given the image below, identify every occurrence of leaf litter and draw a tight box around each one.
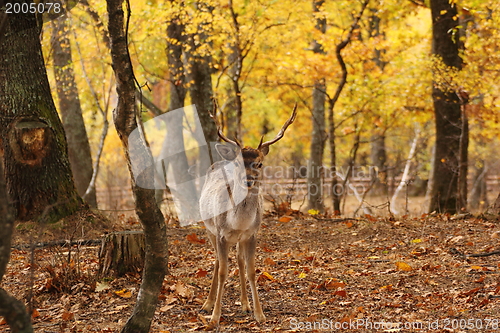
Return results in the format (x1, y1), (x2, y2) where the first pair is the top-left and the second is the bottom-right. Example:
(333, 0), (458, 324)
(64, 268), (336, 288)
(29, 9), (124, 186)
(1, 213), (500, 332)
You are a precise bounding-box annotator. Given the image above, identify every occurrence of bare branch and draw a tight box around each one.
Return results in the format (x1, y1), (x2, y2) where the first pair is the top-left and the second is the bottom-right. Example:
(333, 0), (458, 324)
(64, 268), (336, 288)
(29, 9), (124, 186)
(409, 0), (427, 7)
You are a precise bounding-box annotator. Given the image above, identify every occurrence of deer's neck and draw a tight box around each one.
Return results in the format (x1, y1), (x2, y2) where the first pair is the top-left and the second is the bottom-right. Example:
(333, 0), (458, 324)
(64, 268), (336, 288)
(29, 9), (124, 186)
(227, 186), (261, 232)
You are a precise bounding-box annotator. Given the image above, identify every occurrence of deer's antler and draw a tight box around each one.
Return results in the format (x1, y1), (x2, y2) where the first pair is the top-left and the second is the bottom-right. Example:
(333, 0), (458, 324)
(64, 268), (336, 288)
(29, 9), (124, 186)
(258, 103), (297, 150)
(210, 99), (241, 147)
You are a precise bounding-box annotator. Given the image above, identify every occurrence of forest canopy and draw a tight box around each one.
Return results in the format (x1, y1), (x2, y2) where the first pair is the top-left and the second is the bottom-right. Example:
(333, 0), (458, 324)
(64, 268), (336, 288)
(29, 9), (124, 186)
(39, 0), (500, 214)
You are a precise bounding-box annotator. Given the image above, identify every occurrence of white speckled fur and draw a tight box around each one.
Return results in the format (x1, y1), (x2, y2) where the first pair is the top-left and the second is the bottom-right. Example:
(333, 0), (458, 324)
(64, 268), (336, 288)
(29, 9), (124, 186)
(200, 160), (262, 244)
(199, 150), (266, 329)
(199, 105), (296, 329)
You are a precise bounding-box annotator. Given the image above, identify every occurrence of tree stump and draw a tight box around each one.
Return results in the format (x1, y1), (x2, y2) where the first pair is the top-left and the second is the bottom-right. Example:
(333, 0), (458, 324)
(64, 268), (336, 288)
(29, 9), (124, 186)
(98, 231), (145, 277)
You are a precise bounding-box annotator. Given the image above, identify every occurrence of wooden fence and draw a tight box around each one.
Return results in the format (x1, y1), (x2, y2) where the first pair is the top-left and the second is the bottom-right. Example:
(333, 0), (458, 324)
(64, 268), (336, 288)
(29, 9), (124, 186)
(96, 175), (500, 211)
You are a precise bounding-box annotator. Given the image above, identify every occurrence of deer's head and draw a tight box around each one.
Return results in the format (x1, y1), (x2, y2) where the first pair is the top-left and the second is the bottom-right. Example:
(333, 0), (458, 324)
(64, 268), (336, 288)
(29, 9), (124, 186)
(212, 105), (297, 189)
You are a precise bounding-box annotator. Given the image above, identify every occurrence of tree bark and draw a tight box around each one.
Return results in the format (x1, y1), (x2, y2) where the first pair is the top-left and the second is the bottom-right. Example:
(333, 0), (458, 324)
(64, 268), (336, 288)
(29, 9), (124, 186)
(164, 2), (199, 219)
(51, 16), (97, 208)
(186, 1), (218, 176)
(428, 0), (465, 214)
(308, 80), (326, 212)
(326, 0), (370, 214)
(307, 0), (327, 213)
(390, 127), (420, 215)
(226, 0), (244, 142)
(0, 4), (82, 222)
(0, 149), (33, 332)
(368, 5), (387, 196)
(106, 0), (168, 332)
(493, 193), (500, 215)
(99, 231), (145, 277)
(457, 104), (469, 212)
(370, 133), (387, 195)
(469, 160), (487, 210)
(0, 289), (33, 333)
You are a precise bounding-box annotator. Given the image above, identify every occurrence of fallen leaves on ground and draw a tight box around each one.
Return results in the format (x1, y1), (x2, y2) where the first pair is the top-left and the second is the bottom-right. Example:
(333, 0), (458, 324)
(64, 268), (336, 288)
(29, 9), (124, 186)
(2, 214), (500, 332)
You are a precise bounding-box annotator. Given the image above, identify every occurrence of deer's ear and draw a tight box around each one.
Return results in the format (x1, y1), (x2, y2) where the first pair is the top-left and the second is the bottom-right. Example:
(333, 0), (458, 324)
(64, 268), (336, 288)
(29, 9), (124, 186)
(215, 143), (240, 161)
(260, 145), (269, 156)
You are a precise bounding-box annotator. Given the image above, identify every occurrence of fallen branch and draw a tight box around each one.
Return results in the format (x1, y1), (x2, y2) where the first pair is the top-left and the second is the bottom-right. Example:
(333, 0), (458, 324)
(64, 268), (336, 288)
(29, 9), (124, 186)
(468, 250), (500, 258)
(312, 217), (364, 223)
(12, 239), (102, 250)
(450, 247), (500, 258)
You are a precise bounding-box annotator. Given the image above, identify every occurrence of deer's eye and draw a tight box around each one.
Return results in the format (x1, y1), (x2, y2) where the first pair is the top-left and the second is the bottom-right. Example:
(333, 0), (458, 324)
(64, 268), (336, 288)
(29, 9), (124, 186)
(253, 162), (262, 169)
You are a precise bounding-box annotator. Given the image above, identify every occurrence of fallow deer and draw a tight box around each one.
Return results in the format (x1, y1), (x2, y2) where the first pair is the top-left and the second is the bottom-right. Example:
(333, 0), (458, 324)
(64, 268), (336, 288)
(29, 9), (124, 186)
(199, 105), (297, 329)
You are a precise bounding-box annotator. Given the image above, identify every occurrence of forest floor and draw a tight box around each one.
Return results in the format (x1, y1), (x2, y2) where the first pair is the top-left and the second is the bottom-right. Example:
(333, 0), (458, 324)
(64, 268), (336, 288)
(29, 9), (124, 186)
(2, 209), (500, 333)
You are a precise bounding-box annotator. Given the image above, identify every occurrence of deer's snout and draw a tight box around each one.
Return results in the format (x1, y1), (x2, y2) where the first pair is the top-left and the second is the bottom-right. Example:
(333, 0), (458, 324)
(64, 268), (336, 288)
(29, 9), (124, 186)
(245, 175), (256, 188)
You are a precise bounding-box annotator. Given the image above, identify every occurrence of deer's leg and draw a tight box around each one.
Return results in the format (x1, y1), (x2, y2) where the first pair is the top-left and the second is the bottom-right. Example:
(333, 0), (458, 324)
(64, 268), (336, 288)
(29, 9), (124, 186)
(242, 235), (266, 323)
(237, 242), (250, 313)
(202, 233), (218, 312)
(208, 236), (229, 329)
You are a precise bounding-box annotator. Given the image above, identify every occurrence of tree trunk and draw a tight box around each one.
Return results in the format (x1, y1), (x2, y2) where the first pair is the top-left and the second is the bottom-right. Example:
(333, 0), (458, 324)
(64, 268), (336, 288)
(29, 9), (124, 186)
(165, 3), (199, 220)
(493, 193), (500, 215)
(326, 0), (369, 215)
(186, 1), (218, 176)
(370, 133), (388, 195)
(328, 99), (341, 215)
(99, 231), (145, 277)
(188, 52), (217, 174)
(368, 6), (388, 196)
(390, 127), (420, 215)
(51, 16), (97, 209)
(428, 0), (465, 214)
(227, 0), (243, 142)
(457, 105), (469, 212)
(469, 160), (487, 211)
(106, 1), (168, 332)
(308, 79), (326, 212)
(0, 147), (33, 332)
(307, 0), (327, 213)
(0, 6), (82, 222)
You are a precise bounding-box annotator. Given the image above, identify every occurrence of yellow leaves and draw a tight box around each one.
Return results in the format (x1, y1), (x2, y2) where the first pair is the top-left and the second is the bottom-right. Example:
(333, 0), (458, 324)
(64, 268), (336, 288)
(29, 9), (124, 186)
(307, 209), (319, 216)
(395, 261), (413, 272)
(114, 289), (132, 298)
(258, 271), (275, 282)
(380, 284), (393, 292)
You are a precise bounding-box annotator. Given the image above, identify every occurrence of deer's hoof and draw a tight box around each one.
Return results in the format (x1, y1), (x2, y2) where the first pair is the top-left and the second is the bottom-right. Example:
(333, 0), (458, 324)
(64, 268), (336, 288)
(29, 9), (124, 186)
(200, 302), (213, 313)
(255, 312), (266, 323)
(241, 304), (251, 314)
(205, 320), (218, 331)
